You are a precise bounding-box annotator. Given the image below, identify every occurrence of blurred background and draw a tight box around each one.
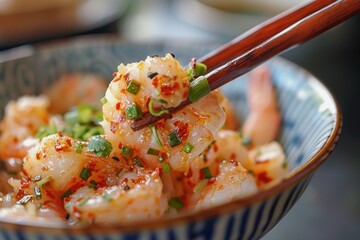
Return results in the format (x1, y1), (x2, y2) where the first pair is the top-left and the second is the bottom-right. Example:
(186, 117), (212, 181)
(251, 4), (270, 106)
(1, 0), (359, 239)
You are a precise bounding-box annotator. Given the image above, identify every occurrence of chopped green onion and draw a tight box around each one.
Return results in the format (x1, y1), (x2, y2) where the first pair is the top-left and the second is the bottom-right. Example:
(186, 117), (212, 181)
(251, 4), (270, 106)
(78, 197), (90, 207)
(161, 162), (172, 173)
(100, 96), (107, 104)
(61, 189), (72, 199)
(201, 167), (212, 179)
(147, 148), (160, 156)
(133, 156), (143, 167)
(121, 146), (133, 156)
(81, 126), (104, 140)
(16, 195), (32, 205)
(193, 179), (208, 193)
(182, 143), (194, 153)
(282, 161), (288, 169)
(36, 123), (58, 139)
(150, 124), (163, 147)
(79, 167), (91, 181)
(168, 131), (181, 147)
(36, 176), (54, 189)
(34, 186), (42, 200)
(102, 193), (113, 202)
(168, 197), (184, 210)
(87, 135), (113, 158)
(125, 104), (142, 120)
(77, 105), (93, 124)
(74, 142), (83, 153)
(89, 180), (98, 189)
(189, 76), (210, 102)
(148, 98), (169, 116)
(126, 80), (141, 95)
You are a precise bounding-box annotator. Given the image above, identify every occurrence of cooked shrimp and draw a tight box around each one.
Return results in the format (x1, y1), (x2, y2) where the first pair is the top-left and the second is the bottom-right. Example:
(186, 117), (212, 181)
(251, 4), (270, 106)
(64, 167), (168, 224)
(101, 54), (225, 172)
(242, 66), (281, 146)
(23, 134), (128, 198)
(45, 73), (108, 114)
(0, 96), (49, 160)
(188, 161), (257, 211)
(246, 141), (287, 188)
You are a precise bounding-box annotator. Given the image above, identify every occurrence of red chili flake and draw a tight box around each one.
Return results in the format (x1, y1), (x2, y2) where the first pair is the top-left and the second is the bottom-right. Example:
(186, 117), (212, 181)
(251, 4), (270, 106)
(16, 189), (25, 200)
(118, 142), (123, 149)
(66, 138), (72, 147)
(58, 132), (63, 137)
(55, 140), (63, 152)
(116, 102), (121, 110)
(184, 167), (193, 178)
(86, 160), (97, 172)
(20, 177), (30, 189)
(152, 77), (159, 88)
(160, 82), (180, 96)
(123, 72), (130, 81)
(110, 122), (117, 133)
(44, 189), (56, 200)
(213, 144), (218, 153)
(36, 150), (41, 160)
(122, 178), (128, 184)
(113, 72), (117, 77)
(257, 172), (273, 184)
(41, 164), (49, 171)
(208, 177), (216, 184)
(173, 121), (189, 140)
(229, 153), (238, 166)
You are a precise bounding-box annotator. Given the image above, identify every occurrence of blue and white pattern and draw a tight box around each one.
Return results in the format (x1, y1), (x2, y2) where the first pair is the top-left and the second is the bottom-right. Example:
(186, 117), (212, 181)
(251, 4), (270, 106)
(0, 38), (341, 240)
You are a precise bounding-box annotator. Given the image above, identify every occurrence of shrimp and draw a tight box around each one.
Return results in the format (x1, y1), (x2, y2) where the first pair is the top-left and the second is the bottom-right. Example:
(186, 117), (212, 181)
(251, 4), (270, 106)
(242, 66), (281, 146)
(0, 96), (49, 160)
(188, 161), (257, 211)
(101, 54), (225, 172)
(45, 73), (108, 114)
(23, 134), (129, 201)
(246, 141), (287, 188)
(182, 130), (257, 210)
(64, 167), (168, 224)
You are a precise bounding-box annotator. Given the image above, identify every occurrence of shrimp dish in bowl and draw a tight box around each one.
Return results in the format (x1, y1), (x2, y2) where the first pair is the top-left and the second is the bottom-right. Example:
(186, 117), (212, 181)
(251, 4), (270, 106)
(0, 39), (341, 239)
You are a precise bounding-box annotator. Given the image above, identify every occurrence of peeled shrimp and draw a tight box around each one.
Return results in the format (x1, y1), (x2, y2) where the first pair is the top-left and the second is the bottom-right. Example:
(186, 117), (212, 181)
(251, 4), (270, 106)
(242, 66), (281, 146)
(0, 96), (49, 160)
(64, 167), (168, 224)
(246, 141), (287, 187)
(101, 54), (225, 172)
(23, 134), (128, 197)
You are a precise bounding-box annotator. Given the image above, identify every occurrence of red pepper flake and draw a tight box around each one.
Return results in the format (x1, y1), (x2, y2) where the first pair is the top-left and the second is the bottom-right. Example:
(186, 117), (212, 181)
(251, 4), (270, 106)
(58, 132), (63, 137)
(257, 172), (273, 184)
(229, 153), (238, 166)
(123, 72), (130, 81)
(113, 72), (117, 77)
(160, 82), (180, 97)
(213, 144), (218, 153)
(173, 121), (189, 140)
(36, 150), (41, 160)
(152, 77), (159, 88)
(44, 189), (56, 200)
(66, 138), (72, 147)
(55, 140), (63, 152)
(20, 177), (30, 189)
(116, 102), (121, 110)
(41, 164), (49, 171)
(110, 122), (117, 133)
(16, 189), (25, 200)
(208, 177), (216, 184)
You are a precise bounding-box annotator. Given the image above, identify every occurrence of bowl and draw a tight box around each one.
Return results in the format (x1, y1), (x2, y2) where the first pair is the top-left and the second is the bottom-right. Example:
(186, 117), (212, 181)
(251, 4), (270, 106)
(0, 36), (341, 239)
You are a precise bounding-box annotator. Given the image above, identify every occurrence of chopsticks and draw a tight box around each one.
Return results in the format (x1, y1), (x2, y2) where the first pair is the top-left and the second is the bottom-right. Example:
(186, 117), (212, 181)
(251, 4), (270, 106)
(131, 0), (360, 131)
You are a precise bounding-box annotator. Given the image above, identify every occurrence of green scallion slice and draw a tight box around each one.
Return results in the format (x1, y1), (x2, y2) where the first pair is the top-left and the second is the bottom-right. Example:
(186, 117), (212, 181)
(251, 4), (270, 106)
(74, 142), (83, 153)
(125, 104), (142, 120)
(193, 179), (208, 193)
(189, 76), (210, 102)
(100, 96), (107, 104)
(126, 80), (141, 95)
(161, 162), (172, 173)
(79, 167), (91, 181)
(121, 146), (133, 156)
(36, 176), (54, 189)
(148, 98), (169, 116)
(147, 148), (160, 156)
(201, 167), (212, 179)
(182, 143), (194, 153)
(168, 131), (181, 147)
(78, 197), (90, 207)
(102, 193), (113, 202)
(150, 124), (163, 147)
(168, 197), (184, 210)
(61, 189), (72, 199)
(133, 156), (143, 167)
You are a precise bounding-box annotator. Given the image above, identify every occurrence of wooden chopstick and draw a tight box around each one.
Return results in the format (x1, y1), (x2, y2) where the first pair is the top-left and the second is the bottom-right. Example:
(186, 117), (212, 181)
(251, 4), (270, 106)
(131, 0), (360, 131)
